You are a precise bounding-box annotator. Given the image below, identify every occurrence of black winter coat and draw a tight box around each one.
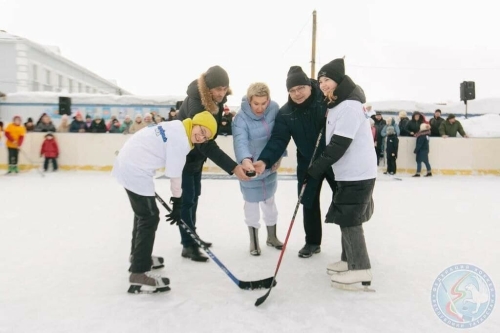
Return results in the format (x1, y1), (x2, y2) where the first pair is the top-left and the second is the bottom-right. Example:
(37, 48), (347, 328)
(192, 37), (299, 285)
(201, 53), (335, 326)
(385, 134), (399, 157)
(177, 80), (237, 174)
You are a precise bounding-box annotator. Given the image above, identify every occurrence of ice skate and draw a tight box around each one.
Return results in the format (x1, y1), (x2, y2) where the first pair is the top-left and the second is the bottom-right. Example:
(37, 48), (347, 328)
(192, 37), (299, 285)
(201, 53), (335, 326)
(151, 255), (164, 269)
(424, 172), (432, 177)
(330, 269), (375, 292)
(326, 260), (348, 275)
(249, 227), (261, 256)
(266, 225), (283, 250)
(128, 271), (170, 294)
(129, 255), (165, 270)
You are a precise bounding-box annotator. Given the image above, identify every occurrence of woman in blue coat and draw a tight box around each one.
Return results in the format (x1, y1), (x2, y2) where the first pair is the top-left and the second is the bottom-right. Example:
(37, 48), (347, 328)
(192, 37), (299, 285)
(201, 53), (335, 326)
(232, 83), (284, 256)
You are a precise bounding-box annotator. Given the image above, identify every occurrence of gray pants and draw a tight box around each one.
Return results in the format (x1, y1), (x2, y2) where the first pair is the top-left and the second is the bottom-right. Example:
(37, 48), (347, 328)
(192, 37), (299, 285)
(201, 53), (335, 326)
(340, 225), (371, 270)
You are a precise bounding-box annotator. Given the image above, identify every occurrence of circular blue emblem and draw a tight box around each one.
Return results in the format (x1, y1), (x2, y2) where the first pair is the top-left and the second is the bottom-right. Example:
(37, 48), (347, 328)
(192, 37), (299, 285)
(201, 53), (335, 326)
(431, 264), (495, 329)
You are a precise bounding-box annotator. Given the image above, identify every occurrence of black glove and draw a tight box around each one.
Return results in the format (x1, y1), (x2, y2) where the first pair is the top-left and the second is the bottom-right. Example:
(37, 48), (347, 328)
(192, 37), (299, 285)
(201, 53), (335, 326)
(166, 197), (182, 225)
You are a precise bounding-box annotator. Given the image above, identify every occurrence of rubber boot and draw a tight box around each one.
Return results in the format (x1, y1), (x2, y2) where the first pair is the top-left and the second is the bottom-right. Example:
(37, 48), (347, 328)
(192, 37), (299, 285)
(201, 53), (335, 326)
(266, 225), (283, 250)
(248, 227), (261, 256)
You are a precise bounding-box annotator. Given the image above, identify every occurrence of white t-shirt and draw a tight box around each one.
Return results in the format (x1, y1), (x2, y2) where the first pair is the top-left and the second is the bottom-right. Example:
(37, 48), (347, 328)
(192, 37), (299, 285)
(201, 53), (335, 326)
(325, 100), (377, 181)
(112, 121), (191, 196)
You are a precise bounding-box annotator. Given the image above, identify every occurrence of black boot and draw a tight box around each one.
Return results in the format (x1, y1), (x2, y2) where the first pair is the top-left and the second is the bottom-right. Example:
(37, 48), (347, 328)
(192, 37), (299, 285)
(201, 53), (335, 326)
(412, 174), (420, 177)
(182, 245), (209, 262)
(424, 172), (432, 177)
(298, 244), (321, 258)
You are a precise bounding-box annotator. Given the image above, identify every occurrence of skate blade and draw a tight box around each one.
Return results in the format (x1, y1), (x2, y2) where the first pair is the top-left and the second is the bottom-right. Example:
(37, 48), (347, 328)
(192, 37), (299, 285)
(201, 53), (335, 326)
(127, 285), (171, 294)
(326, 269), (348, 276)
(151, 264), (165, 270)
(331, 281), (376, 292)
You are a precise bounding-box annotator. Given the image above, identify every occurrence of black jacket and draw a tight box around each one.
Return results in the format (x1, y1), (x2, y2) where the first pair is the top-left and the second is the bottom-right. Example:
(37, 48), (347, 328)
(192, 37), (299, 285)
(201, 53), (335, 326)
(429, 116), (444, 137)
(177, 79), (237, 174)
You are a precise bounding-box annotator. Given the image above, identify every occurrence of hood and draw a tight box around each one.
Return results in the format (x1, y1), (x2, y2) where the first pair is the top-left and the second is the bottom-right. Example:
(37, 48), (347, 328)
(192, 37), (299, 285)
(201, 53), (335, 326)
(185, 75), (232, 114)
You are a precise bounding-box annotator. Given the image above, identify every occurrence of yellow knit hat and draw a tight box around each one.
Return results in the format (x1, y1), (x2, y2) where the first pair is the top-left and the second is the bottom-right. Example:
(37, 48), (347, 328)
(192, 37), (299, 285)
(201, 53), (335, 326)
(192, 111), (217, 140)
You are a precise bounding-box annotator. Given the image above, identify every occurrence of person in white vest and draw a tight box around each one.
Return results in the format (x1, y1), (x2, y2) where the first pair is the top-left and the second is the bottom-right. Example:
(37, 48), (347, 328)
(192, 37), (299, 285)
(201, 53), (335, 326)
(306, 58), (377, 290)
(113, 111), (217, 294)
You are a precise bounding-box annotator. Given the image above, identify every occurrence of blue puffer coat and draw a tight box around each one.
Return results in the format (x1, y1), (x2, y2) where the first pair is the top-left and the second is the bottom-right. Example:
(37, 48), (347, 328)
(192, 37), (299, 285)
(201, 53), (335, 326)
(232, 96), (282, 202)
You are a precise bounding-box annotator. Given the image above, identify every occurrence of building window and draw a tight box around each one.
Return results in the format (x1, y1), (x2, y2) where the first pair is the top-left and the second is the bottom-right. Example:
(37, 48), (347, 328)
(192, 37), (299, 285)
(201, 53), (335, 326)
(86, 86), (90, 93)
(58, 75), (63, 90)
(78, 82), (82, 93)
(68, 79), (73, 93)
(32, 64), (39, 91)
(46, 69), (51, 85)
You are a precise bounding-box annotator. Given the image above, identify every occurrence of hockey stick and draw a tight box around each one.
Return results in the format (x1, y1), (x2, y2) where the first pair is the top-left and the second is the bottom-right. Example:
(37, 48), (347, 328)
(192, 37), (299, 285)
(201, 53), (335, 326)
(19, 149), (45, 178)
(155, 193), (276, 290)
(255, 128), (324, 307)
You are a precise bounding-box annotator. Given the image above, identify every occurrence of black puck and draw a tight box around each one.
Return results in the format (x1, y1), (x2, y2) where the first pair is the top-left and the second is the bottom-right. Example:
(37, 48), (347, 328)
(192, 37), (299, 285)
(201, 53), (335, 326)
(246, 170), (256, 177)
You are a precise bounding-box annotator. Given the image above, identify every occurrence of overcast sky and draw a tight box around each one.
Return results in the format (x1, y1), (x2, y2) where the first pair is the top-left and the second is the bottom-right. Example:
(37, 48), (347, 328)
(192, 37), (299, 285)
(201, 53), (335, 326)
(2, 0), (499, 106)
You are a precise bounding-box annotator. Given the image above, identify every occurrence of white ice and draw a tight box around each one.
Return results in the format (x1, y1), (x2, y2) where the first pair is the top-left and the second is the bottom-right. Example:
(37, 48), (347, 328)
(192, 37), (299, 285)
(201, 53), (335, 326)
(1, 171), (499, 332)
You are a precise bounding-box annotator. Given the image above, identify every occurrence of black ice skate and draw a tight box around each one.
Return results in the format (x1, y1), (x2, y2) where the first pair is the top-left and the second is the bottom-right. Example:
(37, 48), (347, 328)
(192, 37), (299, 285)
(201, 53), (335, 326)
(128, 271), (170, 294)
(298, 244), (321, 258)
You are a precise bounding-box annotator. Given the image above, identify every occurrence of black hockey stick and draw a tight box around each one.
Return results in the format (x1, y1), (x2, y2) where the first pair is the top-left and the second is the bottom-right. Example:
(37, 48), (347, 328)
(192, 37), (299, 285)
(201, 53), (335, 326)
(155, 193), (276, 290)
(255, 128), (324, 307)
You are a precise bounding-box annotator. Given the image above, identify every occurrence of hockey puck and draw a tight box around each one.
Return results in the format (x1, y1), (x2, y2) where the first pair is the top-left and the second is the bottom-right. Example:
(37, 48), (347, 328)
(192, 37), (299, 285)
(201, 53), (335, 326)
(246, 170), (256, 177)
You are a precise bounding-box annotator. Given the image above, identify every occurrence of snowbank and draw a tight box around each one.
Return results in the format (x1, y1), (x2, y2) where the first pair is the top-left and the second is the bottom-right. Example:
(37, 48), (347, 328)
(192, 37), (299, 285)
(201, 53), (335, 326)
(460, 114), (500, 138)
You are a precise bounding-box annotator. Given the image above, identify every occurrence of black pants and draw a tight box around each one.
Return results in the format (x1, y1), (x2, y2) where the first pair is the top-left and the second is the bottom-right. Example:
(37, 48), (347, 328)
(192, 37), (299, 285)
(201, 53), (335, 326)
(302, 172), (337, 246)
(178, 170), (202, 247)
(386, 155), (397, 174)
(8, 148), (19, 166)
(44, 158), (58, 171)
(126, 189), (160, 273)
(375, 147), (381, 166)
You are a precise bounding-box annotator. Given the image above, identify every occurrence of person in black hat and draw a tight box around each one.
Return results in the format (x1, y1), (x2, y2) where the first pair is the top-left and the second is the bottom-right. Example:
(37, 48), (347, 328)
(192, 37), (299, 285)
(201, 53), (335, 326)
(254, 65), (336, 258)
(175, 66), (250, 262)
(306, 57), (375, 289)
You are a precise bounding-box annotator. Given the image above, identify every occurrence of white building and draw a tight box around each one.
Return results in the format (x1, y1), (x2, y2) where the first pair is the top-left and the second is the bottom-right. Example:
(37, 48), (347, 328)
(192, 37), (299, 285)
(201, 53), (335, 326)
(0, 30), (130, 95)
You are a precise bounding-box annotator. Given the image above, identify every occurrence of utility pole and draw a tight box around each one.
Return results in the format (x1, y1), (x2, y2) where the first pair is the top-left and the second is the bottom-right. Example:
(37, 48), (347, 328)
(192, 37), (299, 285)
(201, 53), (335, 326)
(311, 10), (317, 78)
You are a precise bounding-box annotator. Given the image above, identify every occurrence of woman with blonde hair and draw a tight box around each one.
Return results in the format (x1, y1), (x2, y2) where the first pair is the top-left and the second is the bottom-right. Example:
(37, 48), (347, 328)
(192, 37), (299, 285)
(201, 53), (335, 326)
(232, 82), (284, 256)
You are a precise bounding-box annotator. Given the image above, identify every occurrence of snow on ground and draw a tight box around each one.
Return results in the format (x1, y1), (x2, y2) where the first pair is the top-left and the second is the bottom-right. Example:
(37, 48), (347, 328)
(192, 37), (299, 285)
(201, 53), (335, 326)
(1, 171), (499, 333)
(460, 114), (500, 138)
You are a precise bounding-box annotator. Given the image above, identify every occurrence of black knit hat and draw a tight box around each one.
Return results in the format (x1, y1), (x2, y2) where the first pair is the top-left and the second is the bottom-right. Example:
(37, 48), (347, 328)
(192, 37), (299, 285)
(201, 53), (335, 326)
(286, 66), (311, 91)
(205, 66), (229, 89)
(317, 58), (345, 84)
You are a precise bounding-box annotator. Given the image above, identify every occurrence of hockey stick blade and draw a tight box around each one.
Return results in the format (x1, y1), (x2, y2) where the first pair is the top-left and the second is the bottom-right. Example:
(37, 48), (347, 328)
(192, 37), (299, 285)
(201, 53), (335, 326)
(239, 277), (276, 290)
(255, 283), (274, 306)
(155, 193), (275, 291)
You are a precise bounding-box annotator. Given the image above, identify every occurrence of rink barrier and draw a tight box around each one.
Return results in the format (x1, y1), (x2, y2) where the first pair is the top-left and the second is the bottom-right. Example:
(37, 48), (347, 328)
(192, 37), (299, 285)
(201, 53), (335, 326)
(0, 133), (499, 176)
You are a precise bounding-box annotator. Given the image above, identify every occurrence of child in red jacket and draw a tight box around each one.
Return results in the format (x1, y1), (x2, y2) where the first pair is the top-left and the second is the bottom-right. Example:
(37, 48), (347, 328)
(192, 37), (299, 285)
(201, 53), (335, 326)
(40, 132), (59, 172)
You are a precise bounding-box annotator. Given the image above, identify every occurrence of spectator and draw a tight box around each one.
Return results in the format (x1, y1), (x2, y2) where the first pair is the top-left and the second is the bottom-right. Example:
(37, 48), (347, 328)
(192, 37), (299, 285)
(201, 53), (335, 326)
(143, 113), (154, 126)
(129, 114), (146, 134)
(40, 132), (59, 172)
(69, 113), (87, 133)
(154, 114), (163, 124)
(107, 115), (118, 131)
(167, 108), (177, 121)
(406, 111), (425, 136)
(218, 117), (232, 136)
(84, 115), (93, 132)
(439, 114), (468, 138)
(384, 125), (399, 175)
(4, 115), (26, 174)
(57, 115), (70, 133)
(24, 117), (35, 132)
(429, 109), (445, 137)
(35, 114), (56, 132)
(222, 105), (233, 121)
(398, 111), (411, 137)
(371, 111), (386, 165)
(109, 119), (122, 133)
(120, 115), (133, 134)
(413, 123), (432, 177)
(89, 114), (107, 133)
